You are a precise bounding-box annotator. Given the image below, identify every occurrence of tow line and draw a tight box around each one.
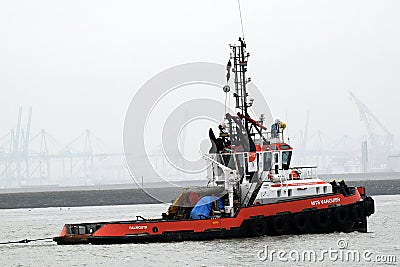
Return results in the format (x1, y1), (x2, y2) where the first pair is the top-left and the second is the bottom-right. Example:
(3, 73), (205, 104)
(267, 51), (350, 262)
(0, 237), (53, 245)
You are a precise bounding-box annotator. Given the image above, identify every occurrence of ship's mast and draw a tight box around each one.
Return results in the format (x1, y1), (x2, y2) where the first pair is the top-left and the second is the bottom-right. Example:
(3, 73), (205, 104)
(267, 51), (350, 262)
(230, 37), (250, 132)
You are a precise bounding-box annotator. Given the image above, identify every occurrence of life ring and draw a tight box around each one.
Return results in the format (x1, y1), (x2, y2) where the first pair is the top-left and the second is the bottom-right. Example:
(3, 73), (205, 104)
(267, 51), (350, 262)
(334, 206), (350, 225)
(249, 152), (256, 162)
(294, 212), (312, 233)
(272, 215), (290, 235)
(247, 218), (268, 237)
(314, 210), (331, 230)
(290, 170), (300, 179)
(351, 204), (363, 221)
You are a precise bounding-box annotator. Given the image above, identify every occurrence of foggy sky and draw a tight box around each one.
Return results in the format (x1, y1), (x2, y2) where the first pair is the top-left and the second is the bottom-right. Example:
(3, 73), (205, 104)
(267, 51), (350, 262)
(0, 0), (399, 154)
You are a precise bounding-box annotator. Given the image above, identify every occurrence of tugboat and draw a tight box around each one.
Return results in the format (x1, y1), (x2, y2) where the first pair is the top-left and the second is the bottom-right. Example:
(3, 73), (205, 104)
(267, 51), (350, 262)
(53, 38), (375, 245)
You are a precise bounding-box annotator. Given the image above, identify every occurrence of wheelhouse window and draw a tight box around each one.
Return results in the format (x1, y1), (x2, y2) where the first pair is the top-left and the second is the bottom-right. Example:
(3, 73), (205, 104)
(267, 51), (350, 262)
(273, 153), (279, 165)
(263, 152), (272, 171)
(281, 151), (292, 170)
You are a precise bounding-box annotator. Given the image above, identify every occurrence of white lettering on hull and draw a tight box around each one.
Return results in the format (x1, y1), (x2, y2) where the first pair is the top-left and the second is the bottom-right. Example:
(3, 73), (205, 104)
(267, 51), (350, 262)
(129, 225), (148, 230)
(311, 197), (340, 206)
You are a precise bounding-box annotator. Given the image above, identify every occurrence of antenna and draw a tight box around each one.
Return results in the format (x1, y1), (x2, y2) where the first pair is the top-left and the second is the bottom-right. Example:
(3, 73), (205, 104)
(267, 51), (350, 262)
(237, 0), (245, 39)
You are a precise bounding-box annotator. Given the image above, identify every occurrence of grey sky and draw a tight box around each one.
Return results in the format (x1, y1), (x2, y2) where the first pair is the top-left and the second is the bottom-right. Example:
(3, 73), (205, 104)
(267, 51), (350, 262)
(0, 0), (399, 154)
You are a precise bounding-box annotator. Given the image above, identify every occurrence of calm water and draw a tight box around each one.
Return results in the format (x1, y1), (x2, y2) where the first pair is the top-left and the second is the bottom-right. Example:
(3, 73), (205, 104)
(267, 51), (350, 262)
(0, 195), (399, 266)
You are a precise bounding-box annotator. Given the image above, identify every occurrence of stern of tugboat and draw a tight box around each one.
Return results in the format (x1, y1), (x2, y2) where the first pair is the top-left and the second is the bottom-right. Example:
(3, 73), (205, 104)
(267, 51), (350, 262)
(53, 223), (104, 245)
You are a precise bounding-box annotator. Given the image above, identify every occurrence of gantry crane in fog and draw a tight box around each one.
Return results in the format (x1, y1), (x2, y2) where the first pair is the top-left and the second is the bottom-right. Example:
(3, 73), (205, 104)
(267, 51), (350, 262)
(0, 107), (127, 188)
(349, 91), (394, 171)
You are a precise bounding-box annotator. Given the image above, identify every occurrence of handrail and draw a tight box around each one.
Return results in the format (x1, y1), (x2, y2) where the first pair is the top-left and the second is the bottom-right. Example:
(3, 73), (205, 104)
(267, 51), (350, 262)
(290, 166), (318, 169)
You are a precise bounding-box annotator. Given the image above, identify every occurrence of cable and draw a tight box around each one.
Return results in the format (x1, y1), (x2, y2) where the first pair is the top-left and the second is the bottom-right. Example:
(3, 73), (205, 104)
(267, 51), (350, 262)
(224, 92), (228, 121)
(0, 237), (53, 245)
(237, 0), (245, 39)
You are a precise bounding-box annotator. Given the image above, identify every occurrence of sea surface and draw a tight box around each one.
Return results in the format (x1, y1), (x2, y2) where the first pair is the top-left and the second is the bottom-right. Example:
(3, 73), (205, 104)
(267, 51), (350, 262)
(0, 195), (399, 266)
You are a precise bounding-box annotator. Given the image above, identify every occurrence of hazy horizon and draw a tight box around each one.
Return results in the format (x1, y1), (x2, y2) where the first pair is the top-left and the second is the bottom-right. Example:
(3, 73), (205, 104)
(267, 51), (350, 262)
(1, 1), (399, 160)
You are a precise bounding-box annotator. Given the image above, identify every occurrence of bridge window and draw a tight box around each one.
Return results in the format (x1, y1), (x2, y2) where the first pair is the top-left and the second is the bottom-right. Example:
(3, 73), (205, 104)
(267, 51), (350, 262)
(282, 151), (292, 170)
(263, 152), (272, 171)
(274, 153), (279, 165)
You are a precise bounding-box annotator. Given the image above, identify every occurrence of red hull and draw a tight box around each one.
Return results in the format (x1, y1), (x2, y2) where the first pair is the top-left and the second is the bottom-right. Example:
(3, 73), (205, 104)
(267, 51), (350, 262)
(54, 188), (375, 245)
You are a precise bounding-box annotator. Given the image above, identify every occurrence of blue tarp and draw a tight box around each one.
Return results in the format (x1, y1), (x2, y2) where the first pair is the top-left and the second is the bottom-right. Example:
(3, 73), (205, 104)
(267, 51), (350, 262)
(190, 196), (224, 219)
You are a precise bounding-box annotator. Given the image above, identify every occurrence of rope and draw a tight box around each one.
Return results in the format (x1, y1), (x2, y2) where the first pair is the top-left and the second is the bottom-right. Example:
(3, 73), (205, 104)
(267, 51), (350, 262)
(0, 237), (53, 245)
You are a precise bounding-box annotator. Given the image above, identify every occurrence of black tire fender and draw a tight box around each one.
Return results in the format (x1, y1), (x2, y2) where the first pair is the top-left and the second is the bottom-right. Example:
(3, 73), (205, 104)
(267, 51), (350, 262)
(248, 218), (268, 237)
(272, 215), (289, 235)
(294, 212), (312, 233)
(314, 209), (331, 229)
(334, 206), (350, 225)
(363, 199), (374, 216)
(351, 204), (363, 221)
